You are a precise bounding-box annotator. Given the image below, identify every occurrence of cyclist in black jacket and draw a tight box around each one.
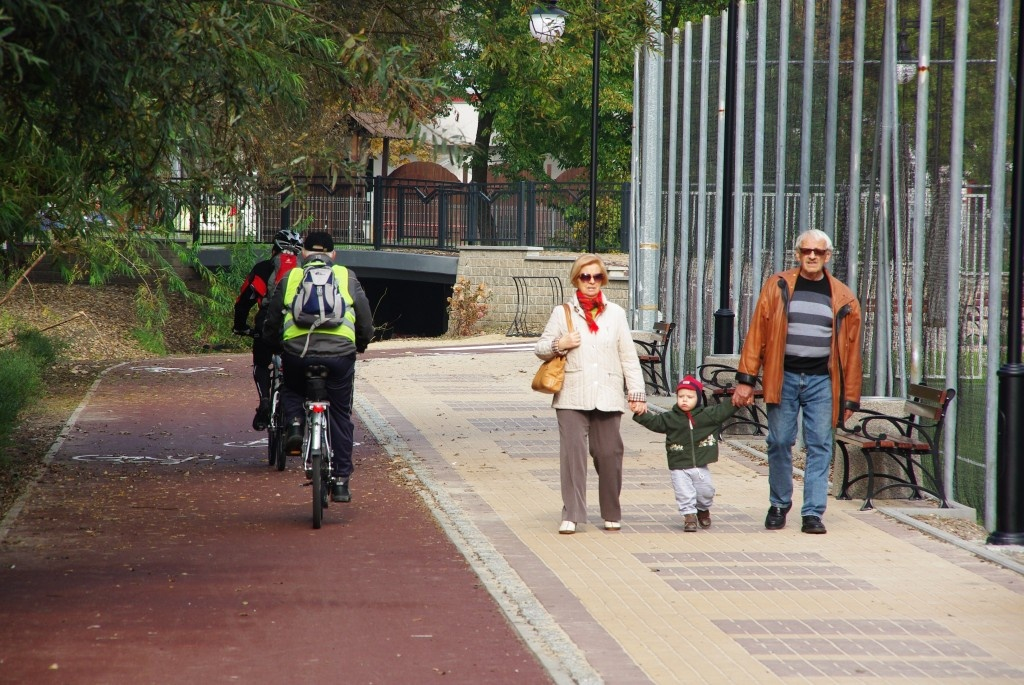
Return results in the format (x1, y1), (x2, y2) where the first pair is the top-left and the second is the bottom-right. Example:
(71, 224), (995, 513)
(233, 229), (302, 430)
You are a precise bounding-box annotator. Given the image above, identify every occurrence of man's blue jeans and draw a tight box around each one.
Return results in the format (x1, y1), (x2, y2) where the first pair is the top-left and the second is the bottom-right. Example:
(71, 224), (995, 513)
(765, 372), (834, 518)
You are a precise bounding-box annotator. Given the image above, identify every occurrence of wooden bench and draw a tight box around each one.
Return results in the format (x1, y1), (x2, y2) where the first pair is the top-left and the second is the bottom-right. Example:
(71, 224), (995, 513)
(695, 363), (768, 435)
(633, 322), (675, 396)
(835, 383), (956, 510)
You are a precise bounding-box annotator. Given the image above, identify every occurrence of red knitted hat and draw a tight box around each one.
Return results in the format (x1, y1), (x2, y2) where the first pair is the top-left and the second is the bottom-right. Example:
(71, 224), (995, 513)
(676, 375), (703, 394)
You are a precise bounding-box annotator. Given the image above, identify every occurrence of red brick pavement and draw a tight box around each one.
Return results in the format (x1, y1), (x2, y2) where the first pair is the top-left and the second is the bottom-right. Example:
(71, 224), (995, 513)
(0, 354), (550, 685)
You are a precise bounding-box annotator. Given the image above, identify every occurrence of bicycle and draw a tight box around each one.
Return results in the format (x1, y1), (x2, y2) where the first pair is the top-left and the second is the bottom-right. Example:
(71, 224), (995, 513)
(238, 329), (288, 472)
(300, 365), (334, 529)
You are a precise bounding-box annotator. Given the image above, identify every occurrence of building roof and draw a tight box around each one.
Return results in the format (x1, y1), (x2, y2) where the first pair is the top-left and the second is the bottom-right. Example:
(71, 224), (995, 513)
(349, 111), (414, 139)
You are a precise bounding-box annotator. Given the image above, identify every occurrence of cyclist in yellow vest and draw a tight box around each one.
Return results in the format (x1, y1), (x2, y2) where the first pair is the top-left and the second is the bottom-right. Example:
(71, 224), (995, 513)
(263, 231), (375, 503)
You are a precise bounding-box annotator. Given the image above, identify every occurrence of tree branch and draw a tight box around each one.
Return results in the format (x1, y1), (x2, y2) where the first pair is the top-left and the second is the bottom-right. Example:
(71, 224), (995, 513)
(0, 250), (47, 309)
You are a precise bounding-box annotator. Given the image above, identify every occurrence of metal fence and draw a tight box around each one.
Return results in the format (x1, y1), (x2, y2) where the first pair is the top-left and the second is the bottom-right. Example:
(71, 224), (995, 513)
(174, 177), (631, 253)
(633, 0), (1012, 526)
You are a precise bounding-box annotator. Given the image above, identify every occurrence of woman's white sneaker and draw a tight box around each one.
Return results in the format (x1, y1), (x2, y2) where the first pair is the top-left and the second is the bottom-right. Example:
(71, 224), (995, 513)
(558, 521), (577, 534)
(604, 521), (621, 531)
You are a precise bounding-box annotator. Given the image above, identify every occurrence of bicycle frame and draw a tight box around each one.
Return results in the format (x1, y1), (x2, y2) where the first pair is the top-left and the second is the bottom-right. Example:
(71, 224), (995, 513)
(302, 400), (333, 473)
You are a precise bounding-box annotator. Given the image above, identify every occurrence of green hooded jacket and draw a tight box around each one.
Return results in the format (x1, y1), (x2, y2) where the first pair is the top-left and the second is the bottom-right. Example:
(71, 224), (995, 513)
(633, 402), (739, 470)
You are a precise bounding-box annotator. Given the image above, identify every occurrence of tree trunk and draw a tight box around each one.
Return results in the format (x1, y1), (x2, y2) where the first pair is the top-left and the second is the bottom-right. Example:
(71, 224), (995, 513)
(471, 109), (497, 245)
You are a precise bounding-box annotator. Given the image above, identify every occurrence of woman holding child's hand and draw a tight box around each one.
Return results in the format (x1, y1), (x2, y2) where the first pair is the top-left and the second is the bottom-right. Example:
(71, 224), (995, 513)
(534, 254), (647, 535)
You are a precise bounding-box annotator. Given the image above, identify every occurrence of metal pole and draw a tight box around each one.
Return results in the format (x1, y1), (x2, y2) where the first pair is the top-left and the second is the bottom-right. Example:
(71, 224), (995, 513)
(797, 0), (815, 235)
(714, 0), (738, 354)
(822, 0), (841, 239)
(942, 0), (968, 506)
(588, 12), (600, 254)
(989, 0), (1024, 546)
(665, 28), (680, 356)
(696, 16), (711, 364)
(846, 0), (867, 293)
(909, 8), (935, 387)
(984, 0), (1013, 536)
(773, 0), (792, 272)
(751, 0), (768, 316)
(730, 1), (747, 349)
(679, 23), (694, 368)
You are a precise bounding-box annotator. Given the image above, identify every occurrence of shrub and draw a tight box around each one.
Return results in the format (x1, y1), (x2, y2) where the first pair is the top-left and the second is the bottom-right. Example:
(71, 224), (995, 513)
(0, 348), (42, 445)
(14, 328), (67, 367)
(446, 277), (491, 337)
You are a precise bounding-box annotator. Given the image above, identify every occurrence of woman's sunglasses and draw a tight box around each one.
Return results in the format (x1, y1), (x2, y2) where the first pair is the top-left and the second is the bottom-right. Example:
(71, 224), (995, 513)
(578, 273), (605, 283)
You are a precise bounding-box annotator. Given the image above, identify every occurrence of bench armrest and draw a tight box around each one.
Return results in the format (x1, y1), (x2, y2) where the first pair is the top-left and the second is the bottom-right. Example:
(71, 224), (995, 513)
(853, 414), (938, 447)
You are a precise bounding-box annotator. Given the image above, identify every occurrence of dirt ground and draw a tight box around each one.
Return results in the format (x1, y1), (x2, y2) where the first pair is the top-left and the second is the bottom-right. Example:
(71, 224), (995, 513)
(0, 282), (1012, 558)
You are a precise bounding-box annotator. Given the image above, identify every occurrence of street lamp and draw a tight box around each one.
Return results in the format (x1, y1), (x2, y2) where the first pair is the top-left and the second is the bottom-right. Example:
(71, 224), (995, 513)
(530, 1), (599, 254)
(714, 0), (739, 354)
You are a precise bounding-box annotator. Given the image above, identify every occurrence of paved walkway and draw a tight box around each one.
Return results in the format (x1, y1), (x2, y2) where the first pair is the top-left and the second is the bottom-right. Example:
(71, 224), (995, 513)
(355, 335), (1024, 684)
(2, 335), (1023, 684)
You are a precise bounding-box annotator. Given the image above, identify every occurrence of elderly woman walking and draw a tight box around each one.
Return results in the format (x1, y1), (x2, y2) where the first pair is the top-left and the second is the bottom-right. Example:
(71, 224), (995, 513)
(535, 254), (647, 534)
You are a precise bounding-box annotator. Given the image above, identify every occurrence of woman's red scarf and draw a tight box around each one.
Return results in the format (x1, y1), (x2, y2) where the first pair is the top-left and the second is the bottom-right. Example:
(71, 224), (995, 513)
(576, 290), (605, 333)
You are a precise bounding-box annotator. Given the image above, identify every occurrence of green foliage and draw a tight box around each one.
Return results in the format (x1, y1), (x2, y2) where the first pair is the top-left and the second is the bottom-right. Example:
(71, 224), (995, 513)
(13, 328), (66, 368)
(552, 192), (623, 252)
(0, 0), (449, 252)
(445, 0), (658, 188)
(193, 240), (264, 348)
(132, 282), (170, 355)
(663, 1), (730, 28)
(0, 347), (43, 449)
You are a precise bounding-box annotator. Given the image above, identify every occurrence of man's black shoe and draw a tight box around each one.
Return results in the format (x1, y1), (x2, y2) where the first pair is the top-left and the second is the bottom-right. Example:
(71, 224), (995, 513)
(764, 504), (792, 530)
(801, 515), (827, 534)
(252, 398), (271, 431)
(331, 479), (351, 503)
(284, 421), (303, 456)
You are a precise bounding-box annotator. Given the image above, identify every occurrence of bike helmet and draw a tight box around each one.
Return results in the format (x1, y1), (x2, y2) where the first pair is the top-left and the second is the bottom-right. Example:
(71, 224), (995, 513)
(273, 229), (302, 253)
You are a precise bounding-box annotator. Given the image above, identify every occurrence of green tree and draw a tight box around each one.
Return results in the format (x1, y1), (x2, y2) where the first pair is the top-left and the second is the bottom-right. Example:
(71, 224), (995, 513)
(0, 0), (449, 255)
(445, 0), (658, 186)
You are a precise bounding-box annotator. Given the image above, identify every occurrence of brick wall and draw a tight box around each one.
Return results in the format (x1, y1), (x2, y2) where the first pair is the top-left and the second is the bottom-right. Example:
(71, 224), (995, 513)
(453, 247), (628, 336)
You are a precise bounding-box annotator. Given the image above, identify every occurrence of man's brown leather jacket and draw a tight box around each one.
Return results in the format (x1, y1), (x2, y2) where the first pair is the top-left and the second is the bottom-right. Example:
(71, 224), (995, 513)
(736, 268), (863, 427)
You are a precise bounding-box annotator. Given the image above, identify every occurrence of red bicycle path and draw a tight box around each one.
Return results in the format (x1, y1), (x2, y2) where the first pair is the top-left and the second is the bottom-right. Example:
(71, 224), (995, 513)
(0, 352), (551, 685)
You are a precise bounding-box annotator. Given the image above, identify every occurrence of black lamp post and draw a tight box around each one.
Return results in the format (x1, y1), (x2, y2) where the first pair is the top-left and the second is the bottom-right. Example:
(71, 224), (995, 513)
(989, 3), (1024, 546)
(530, 1), (599, 254)
(714, 0), (739, 354)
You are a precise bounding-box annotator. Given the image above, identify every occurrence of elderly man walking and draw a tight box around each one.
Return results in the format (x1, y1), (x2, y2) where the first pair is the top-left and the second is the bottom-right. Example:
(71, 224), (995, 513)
(732, 229), (863, 534)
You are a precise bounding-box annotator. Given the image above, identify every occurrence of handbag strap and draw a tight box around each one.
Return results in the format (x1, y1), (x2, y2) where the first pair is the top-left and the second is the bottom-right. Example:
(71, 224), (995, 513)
(562, 303), (573, 332)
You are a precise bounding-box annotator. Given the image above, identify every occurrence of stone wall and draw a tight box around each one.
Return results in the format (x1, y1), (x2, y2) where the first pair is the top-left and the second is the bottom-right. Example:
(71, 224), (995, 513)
(453, 247), (629, 336)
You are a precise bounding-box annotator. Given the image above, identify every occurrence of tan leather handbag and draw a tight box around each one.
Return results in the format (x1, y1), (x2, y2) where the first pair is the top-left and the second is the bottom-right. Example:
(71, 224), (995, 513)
(531, 304), (573, 394)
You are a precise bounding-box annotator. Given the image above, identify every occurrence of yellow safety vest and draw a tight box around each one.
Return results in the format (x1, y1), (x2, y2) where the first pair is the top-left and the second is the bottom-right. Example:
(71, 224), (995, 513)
(281, 263), (357, 343)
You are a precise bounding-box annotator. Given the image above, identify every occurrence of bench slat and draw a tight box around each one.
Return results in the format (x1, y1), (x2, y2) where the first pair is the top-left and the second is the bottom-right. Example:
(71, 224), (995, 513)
(908, 383), (947, 404)
(903, 399), (943, 421)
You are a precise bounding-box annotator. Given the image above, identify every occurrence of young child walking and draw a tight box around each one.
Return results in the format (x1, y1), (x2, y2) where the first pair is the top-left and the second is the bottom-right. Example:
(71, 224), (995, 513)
(632, 375), (739, 531)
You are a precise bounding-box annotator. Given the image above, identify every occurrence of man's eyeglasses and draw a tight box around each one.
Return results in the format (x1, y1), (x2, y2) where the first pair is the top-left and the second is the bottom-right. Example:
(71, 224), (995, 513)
(798, 247), (829, 257)
(578, 273), (605, 283)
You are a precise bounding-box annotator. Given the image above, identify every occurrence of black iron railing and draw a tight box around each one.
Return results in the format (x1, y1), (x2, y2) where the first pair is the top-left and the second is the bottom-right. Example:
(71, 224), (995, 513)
(175, 176), (630, 252)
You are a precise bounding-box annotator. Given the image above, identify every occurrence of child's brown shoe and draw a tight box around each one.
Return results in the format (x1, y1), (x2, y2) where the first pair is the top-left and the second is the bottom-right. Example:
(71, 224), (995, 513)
(683, 514), (698, 532)
(696, 509), (711, 528)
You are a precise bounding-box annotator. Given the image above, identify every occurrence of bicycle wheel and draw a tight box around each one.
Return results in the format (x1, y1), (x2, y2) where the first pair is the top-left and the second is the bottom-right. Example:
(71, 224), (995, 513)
(312, 451), (324, 529)
(267, 426), (277, 467)
(272, 397), (287, 471)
